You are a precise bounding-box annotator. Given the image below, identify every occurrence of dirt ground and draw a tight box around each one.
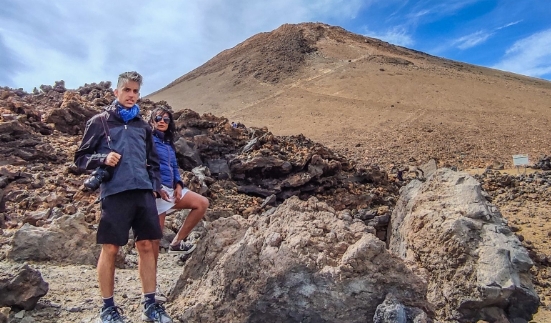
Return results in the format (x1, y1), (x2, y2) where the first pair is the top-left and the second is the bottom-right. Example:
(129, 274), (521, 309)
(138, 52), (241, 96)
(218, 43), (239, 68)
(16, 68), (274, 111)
(2, 173), (550, 323)
(0, 251), (187, 323)
(501, 197), (551, 322)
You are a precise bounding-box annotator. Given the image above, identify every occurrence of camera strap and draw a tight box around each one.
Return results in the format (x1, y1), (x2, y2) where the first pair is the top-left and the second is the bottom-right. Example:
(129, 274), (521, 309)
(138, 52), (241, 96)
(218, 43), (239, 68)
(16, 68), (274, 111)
(99, 113), (112, 150)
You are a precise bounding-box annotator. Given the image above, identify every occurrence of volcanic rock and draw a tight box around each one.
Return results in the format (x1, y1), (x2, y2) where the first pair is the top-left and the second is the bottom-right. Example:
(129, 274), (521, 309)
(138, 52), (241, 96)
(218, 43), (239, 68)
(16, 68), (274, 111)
(169, 196), (432, 323)
(0, 264), (48, 310)
(388, 168), (538, 322)
(8, 212), (115, 266)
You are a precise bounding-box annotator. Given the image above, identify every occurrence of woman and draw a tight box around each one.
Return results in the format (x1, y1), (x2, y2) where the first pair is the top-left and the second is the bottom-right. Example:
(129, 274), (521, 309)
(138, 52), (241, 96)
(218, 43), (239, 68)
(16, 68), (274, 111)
(149, 107), (209, 259)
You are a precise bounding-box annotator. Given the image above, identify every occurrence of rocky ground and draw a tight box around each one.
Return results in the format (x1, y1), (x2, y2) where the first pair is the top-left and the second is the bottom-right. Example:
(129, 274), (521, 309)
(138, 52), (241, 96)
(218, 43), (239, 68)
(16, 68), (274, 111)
(0, 252), (187, 323)
(3, 167), (550, 322)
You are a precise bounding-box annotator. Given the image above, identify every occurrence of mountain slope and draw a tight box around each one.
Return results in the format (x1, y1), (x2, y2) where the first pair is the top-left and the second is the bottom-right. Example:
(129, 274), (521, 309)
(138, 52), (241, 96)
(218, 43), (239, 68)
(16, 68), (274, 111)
(148, 22), (551, 169)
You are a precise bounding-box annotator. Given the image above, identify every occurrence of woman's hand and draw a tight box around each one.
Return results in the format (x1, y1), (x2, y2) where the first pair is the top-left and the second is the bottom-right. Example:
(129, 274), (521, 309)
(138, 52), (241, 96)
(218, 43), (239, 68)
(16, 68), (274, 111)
(174, 185), (183, 201)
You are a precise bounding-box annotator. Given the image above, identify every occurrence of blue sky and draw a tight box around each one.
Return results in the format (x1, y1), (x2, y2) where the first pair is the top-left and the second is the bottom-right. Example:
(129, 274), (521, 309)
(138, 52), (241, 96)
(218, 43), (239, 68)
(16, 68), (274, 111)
(1, 0), (550, 95)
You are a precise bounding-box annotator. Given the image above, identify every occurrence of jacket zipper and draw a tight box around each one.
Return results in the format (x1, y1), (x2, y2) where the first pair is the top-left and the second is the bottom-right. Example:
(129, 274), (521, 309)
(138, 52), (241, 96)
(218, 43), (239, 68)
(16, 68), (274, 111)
(166, 142), (173, 188)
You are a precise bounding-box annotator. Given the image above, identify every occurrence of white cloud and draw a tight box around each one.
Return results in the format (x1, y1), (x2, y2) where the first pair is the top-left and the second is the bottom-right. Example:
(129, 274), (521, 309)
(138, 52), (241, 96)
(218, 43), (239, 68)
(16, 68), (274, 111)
(496, 20), (522, 30)
(452, 31), (493, 50)
(447, 20), (522, 51)
(0, 0), (366, 95)
(410, 9), (431, 19)
(406, 0), (480, 24)
(306, 0), (366, 19)
(364, 27), (414, 47)
(493, 28), (551, 78)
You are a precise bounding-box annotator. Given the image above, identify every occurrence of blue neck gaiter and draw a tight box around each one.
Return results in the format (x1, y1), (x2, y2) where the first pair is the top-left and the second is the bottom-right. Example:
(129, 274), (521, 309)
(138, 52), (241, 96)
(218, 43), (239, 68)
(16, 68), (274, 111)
(116, 102), (140, 123)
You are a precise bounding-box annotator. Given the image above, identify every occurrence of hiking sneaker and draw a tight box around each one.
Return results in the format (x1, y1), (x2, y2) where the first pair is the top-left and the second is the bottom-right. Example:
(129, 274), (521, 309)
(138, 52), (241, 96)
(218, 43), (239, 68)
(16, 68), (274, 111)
(97, 306), (127, 323)
(142, 303), (173, 323)
(178, 253), (191, 266)
(168, 239), (196, 255)
(155, 286), (168, 303)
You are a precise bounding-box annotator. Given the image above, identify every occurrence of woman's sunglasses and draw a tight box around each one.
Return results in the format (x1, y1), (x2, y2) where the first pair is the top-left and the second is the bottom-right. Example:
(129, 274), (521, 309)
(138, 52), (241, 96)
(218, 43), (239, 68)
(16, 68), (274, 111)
(154, 115), (171, 123)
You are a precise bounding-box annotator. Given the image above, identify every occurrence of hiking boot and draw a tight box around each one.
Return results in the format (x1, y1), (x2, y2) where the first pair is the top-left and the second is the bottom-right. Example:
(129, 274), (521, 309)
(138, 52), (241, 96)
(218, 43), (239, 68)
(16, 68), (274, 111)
(155, 286), (168, 303)
(168, 239), (196, 255)
(97, 306), (127, 323)
(142, 303), (173, 323)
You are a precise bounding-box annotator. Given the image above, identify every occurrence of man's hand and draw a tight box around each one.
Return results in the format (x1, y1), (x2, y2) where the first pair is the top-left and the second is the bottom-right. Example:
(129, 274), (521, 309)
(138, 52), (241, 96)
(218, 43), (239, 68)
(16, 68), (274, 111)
(174, 185), (183, 201)
(159, 189), (170, 201)
(104, 152), (121, 167)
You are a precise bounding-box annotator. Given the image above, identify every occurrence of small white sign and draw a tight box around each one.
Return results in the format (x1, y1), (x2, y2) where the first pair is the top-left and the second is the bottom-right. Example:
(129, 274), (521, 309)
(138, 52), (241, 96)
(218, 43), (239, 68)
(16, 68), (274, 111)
(512, 154), (529, 166)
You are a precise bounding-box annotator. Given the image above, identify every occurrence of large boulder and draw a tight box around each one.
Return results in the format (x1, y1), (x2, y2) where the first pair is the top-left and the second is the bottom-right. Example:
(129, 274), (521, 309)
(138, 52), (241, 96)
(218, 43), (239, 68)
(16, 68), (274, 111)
(170, 197), (432, 323)
(0, 120), (61, 163)
(42, 91), (101, 135)
(388, 168), (539, 322)
(8, 212), (102, 265)
(0, 264), (48, 310)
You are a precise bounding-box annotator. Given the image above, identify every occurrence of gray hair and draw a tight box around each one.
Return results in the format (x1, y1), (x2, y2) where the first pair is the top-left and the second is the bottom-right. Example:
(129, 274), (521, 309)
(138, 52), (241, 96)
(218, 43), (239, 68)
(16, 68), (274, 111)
(117, 71), (143, 90)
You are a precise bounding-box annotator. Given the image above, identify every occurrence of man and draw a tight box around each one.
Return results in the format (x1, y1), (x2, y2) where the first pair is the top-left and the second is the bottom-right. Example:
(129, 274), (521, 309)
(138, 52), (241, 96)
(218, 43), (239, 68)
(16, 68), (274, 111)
(75, 71), (172, 323)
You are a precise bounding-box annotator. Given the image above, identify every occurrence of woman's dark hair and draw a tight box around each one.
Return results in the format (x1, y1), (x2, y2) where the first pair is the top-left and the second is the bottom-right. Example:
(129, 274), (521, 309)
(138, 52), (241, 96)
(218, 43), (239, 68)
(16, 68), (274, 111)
(149, 107), (176, 145)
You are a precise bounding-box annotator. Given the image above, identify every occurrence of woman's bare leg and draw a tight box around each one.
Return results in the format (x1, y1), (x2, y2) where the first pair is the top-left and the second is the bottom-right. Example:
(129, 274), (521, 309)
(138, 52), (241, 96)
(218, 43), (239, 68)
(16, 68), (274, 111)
(170, 191), (208, 245)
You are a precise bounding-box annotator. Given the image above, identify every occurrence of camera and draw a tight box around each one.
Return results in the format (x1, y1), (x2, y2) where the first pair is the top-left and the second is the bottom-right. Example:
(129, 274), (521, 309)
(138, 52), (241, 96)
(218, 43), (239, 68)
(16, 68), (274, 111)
(83, 167), (112, 191)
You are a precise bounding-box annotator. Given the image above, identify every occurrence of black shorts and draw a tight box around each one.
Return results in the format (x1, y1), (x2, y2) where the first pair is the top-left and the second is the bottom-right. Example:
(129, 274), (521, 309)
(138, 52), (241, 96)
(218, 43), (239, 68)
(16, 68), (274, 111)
(97, 189), (162, 246)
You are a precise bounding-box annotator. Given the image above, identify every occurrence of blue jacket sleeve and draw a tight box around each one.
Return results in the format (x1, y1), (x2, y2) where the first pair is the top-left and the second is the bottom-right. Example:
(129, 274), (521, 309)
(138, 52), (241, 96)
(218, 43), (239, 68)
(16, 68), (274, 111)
(74, 117), (109, 171)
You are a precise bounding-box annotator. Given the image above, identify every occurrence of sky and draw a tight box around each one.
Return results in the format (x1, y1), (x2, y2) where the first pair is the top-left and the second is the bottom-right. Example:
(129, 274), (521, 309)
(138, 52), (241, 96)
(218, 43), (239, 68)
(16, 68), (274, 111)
(1, 0), (550, 95)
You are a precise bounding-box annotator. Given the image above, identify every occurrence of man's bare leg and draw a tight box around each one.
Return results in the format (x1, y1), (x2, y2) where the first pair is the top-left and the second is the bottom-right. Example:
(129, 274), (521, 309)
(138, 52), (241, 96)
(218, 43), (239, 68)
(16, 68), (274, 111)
(135, 240), (157, 294)
(97, 244), (119, 298)
(136, 239), (173, 321)
(153, 213), (166, 268)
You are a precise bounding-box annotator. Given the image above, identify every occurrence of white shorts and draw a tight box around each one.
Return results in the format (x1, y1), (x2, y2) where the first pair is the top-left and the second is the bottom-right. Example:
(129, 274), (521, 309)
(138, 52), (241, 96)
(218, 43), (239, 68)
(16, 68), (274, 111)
(156, 185), (189, 215)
